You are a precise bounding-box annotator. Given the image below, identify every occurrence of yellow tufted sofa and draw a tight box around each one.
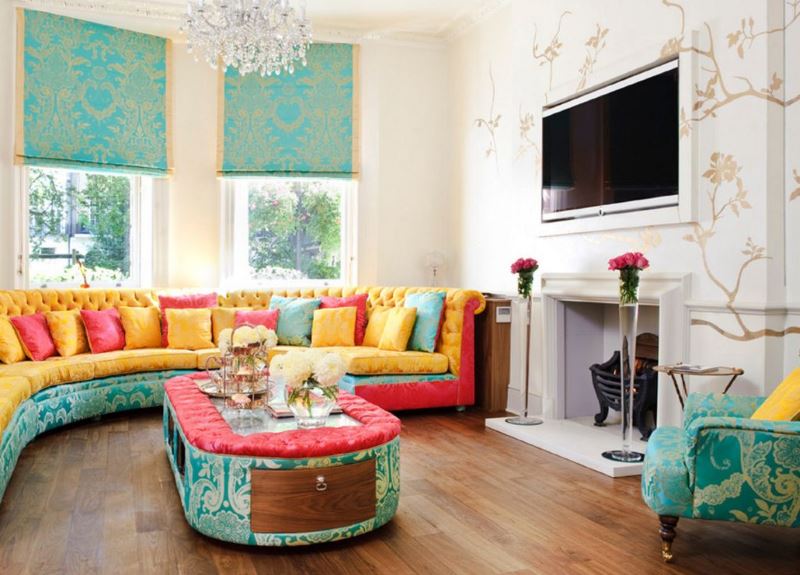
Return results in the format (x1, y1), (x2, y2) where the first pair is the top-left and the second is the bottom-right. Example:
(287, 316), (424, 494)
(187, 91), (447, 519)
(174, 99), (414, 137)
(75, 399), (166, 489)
(0, 286), (485, 501)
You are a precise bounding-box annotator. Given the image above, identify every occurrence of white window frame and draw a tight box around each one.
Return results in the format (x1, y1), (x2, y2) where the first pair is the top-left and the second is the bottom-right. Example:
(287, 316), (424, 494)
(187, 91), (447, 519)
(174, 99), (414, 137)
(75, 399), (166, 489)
(16, 166), (163, 289)
(220, 177), (357, 289)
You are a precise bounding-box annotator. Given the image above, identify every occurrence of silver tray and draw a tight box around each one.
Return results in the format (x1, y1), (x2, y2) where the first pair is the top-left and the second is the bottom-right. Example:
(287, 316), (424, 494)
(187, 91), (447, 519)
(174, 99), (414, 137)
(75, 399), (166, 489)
(195, 378), (269, 398)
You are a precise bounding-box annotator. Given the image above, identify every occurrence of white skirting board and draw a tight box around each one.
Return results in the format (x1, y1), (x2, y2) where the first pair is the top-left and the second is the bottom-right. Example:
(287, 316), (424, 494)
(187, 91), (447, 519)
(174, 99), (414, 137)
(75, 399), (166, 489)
(485, 416), (648, 478)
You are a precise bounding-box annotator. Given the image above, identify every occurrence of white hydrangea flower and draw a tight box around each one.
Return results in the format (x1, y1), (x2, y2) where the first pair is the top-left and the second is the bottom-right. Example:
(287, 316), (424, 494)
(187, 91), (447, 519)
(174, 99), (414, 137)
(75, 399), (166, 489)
(314, 352), (346, 387)
(259, 327), (278, 350)
(218, 328), (233, 353)
(232, 326), (258, 346)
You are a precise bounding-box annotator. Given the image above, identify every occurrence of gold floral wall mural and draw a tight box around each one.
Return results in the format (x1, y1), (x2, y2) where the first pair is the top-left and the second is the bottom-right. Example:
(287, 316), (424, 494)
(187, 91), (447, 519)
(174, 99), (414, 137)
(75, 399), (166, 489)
(577, 24), (609, 91)
(661, 0), (799, 132)
(791, 170), (800, 202)
(474, 66), (502, 170)
(532, 11), (570, 93)
(684, 153), (800, 341)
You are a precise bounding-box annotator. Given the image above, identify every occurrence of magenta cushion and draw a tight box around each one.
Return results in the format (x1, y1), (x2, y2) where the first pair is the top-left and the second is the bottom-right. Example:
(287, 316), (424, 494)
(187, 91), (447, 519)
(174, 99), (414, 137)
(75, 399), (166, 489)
(320, 294), (368, 345)
(9, 313), (57, 361)
(80, 308), (126, 353)
(234, 309), (279, 331)
(158, 293), (218, 347)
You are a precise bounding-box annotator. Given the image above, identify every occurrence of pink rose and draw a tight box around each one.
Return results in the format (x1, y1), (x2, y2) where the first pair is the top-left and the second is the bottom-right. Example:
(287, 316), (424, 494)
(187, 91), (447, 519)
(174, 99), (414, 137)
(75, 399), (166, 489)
(608, 251), (649, 271)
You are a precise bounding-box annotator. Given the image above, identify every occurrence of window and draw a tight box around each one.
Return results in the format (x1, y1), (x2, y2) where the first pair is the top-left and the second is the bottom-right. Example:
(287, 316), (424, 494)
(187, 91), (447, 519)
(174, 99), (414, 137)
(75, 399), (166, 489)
(22, 166), (155, 288)
(224, 178), (356, 286)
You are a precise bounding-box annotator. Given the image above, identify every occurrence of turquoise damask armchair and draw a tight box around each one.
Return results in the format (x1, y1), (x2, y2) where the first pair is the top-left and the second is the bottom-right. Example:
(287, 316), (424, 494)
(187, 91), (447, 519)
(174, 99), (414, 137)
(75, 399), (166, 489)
(641, 393), (800, 561)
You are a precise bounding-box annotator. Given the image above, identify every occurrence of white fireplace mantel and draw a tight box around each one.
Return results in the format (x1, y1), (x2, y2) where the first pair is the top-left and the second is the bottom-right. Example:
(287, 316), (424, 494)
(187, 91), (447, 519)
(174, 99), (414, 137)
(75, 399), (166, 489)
(539, 272), (691, 427)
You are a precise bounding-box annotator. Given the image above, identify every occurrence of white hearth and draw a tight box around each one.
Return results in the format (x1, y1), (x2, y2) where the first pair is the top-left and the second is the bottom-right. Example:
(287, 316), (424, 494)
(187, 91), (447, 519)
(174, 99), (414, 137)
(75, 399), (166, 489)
(486, 272), (691, 477)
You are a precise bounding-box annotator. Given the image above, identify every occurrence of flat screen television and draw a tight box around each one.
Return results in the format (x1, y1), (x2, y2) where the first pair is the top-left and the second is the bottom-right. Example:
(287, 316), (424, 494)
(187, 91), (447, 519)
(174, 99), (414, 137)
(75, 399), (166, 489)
(541, 60), (679, 222)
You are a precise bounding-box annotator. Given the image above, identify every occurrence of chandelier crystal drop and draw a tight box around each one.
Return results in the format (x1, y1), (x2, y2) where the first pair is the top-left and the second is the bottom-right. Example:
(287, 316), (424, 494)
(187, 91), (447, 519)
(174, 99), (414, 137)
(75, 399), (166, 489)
(181, 0), (313, 77)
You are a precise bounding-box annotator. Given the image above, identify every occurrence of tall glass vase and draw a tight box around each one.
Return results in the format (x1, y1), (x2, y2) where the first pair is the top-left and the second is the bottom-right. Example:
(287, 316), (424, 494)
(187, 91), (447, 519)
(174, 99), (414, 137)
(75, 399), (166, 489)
(603, 269), (645, 463)
(505, 296), (542, 426)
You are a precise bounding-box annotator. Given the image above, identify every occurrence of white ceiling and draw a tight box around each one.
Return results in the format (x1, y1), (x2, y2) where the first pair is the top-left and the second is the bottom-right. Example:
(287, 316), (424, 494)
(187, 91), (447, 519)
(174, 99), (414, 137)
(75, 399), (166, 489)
(14, 0), (506, 41)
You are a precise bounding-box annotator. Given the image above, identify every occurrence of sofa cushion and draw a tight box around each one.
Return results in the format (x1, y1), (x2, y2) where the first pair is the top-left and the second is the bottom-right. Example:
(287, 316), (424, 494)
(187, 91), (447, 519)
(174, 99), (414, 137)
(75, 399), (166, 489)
(404, 291), (446, 352)
(269, 296), (321, 346)
(80, 308), (126, 354)
(0, 355), (96, 392)
(378, 308), (417, 352)
(269, 346), (449, 376)
(158, 292), (218, 347)
(119, 306), (163, 350)
(320, 294), (368, 345)
(211, 307), (250, 344)
(235, 309), (279, 331)
(311, 308), (356, 347)
(195, 348), (221, 370)
(0, 317), (26, 365)
(166, 308), (214, 350)
(752, 368), (800, 421)
(10, 313), (57, 361)
(363, 305), (391, 347)
(46, 310), (90, 357)
(90, 349), (198, 379)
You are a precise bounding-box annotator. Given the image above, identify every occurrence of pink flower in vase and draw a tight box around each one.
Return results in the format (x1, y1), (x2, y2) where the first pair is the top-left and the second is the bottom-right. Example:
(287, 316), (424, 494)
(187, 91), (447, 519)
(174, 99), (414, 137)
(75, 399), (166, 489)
(608, 252), (649, 271)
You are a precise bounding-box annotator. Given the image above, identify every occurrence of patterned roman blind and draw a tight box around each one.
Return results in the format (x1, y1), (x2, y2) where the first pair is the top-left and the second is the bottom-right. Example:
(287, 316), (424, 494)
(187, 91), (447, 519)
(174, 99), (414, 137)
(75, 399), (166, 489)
(218, 43), (359, 178)
(14, 9), (172, 175)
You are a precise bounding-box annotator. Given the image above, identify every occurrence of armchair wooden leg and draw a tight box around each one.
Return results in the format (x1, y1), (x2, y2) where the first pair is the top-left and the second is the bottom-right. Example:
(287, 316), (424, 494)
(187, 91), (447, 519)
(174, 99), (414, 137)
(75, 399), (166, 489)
(659, 516), (679, 562)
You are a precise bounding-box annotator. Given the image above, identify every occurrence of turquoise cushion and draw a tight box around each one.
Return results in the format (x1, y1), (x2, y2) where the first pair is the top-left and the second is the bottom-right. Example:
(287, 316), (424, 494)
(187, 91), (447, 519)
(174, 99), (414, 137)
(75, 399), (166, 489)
(268, 296), (322, 346)
(404, 292), (445, 352)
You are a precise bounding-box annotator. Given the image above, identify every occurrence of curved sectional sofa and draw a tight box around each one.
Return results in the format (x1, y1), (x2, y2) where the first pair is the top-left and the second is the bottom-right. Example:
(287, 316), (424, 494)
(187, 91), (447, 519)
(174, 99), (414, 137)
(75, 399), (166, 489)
(0, 286), (485, 501)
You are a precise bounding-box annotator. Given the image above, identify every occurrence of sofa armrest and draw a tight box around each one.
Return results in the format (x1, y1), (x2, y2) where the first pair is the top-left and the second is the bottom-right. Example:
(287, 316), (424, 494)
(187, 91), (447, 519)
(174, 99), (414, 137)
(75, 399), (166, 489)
(683, 416), (800, 525)
(683, 392), (765, 429)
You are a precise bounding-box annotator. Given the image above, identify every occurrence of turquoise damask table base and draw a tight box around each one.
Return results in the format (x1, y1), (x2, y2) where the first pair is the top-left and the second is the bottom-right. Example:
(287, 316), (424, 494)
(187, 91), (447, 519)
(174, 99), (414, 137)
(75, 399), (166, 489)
(163, 375), (401, 546)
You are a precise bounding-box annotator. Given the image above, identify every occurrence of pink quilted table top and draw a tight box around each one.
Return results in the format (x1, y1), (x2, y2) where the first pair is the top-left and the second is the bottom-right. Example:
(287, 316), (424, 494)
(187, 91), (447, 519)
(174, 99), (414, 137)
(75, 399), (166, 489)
(165, 373), (402, 459)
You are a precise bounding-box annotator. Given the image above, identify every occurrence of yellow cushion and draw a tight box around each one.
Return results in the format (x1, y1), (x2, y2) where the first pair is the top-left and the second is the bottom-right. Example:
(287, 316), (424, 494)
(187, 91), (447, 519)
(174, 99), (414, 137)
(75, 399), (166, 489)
(312, 308), (356, 348)
(195, 348), (222, 370)
(0, 355), (96, 393)
(119, 306), (163, 350)
(211, 307), (252, 345)
(45, 310), (90, 357)
(90, 349), (198, 379)
(268, 346), (449, 375)
(752, 368), (800, 421)
(0, 317), (26, 364)
(363, 306), (391, 347)
(0, 377), (33, 434)
(378, 307), (417, 352)
(166, 308), (214, 350)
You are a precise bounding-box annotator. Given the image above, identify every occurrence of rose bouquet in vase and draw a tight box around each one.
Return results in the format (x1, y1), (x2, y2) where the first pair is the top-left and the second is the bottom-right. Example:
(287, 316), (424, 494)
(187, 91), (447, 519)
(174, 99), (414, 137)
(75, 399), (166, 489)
(510, 257), (539, 298)
(271, 349), (346, 428)
(604, 251), (650, 463)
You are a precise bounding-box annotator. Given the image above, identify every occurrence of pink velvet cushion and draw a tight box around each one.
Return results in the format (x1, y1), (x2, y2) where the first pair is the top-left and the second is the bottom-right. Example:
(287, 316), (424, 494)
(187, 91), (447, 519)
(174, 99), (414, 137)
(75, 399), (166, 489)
(320, 293), (369, 345)
(234, 309), (279, 330)
(165, 373), (401, 458)
(159, 293), (218, 347)
(9, 313), (57, 361)
(80, 308), (126, 353)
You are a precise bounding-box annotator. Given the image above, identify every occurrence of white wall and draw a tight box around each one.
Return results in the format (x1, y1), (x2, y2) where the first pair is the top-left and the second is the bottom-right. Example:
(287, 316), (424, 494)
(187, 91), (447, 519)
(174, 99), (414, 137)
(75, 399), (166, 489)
(449, 0), (799, 401)
(0, 8), (452, 291)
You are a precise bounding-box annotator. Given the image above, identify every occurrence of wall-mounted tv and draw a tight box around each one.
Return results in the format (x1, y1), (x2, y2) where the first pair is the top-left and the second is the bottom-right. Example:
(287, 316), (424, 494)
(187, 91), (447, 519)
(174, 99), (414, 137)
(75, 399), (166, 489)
(541, 60), (679, 222)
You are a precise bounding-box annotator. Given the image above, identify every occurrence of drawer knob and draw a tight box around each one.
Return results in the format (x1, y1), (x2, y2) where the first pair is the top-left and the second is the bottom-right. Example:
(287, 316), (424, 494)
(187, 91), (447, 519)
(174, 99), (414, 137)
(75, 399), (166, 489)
(315, 475), (328, 492)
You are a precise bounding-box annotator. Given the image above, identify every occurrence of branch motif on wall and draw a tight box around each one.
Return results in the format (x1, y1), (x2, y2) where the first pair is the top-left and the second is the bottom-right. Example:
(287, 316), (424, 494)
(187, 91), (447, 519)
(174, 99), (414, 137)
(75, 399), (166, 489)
(532, 11), (570, 92)
(791, 170), (800, 202)
(661, 0), (799, 134)
(684, 152), (800, 340)
(516, 107), (541, 177)
(577, 24), (609, 91)
(474, 66), (501, 170)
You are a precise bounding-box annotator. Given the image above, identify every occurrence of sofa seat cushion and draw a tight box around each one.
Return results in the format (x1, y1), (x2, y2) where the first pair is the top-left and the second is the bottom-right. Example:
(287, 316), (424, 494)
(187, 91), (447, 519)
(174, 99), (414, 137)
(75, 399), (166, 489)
(195, 348), (221, 369)
(90, 349), (198, 379)
(0, 377), (34, 433)
(269, 345), (449, 376)
(0, 349), (198, 392)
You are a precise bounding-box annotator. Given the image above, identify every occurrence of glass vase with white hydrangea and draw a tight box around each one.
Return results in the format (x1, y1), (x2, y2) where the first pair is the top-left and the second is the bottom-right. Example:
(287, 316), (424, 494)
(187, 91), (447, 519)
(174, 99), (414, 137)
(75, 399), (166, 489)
(270, 349), (347, 428)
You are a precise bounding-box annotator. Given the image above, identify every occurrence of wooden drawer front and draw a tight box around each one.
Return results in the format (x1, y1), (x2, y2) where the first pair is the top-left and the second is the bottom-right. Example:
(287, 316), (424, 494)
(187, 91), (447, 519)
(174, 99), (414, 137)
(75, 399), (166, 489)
(251, 459), (376, 533)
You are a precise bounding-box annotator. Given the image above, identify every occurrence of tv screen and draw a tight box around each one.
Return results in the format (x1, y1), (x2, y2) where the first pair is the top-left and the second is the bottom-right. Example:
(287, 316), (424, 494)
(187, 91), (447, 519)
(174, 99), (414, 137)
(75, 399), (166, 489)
(541, 62), (679, 220)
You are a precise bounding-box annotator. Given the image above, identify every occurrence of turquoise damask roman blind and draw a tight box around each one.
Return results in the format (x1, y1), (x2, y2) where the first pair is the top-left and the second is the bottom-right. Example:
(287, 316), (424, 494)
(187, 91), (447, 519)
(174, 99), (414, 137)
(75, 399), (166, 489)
(14, 9), (172, 175)
(218, 43), (359, 178)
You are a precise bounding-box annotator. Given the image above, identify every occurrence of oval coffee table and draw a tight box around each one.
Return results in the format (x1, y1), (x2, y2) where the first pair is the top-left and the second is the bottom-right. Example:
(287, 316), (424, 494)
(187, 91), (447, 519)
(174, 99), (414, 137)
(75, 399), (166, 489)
(163, 373), (401, 546)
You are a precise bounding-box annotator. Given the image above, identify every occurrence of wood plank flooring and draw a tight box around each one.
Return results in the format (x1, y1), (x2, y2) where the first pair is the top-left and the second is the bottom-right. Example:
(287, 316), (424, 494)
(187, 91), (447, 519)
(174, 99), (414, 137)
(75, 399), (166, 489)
(0, 408), (797, 575)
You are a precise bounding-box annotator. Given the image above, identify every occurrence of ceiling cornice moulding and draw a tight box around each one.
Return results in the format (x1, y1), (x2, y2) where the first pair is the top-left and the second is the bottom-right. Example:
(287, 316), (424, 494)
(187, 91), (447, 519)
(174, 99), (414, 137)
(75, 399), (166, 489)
(16, 0), (184, 20)
(444, 0), (510, 42)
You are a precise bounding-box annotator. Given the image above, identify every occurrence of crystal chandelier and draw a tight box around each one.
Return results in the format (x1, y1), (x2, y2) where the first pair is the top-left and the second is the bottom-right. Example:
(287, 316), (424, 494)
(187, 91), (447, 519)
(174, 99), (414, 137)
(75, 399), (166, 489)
(181, 0), (313, 77)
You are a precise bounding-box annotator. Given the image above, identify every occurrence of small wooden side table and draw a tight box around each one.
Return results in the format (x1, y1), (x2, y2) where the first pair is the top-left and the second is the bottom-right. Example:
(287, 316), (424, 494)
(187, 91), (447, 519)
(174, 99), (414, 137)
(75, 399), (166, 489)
(653, 365), (744, 410)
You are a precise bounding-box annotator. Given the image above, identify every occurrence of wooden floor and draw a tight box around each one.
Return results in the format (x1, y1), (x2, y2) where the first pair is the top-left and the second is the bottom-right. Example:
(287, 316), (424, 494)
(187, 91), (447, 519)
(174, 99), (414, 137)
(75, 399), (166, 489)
(0, 408), (797, 575)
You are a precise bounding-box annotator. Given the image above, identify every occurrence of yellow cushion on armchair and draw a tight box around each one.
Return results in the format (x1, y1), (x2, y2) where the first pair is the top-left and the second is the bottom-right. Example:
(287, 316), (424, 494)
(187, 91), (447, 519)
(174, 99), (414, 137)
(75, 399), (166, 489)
(751, 368), (800, 421)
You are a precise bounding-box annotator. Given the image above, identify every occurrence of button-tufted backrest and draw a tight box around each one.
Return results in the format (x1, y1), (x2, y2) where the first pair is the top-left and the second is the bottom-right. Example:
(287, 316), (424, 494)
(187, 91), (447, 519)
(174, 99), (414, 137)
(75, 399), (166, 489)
(0, 289), (158, 317)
